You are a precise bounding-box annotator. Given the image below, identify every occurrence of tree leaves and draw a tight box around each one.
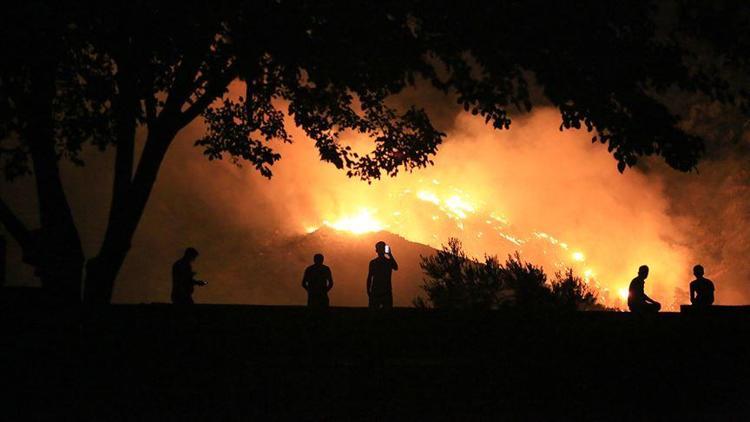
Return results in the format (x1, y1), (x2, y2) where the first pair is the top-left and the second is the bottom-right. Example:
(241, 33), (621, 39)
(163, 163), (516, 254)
(2, 0), (747, 182)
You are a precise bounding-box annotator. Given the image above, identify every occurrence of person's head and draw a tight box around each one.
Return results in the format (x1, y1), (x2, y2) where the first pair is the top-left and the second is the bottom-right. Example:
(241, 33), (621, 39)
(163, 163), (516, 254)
(693, 264), (705, 278)
(313, 253), (324, 265)
(638, 265), (649, 279)
(184, 247), (199, 262)
(375, 241), (386, 256)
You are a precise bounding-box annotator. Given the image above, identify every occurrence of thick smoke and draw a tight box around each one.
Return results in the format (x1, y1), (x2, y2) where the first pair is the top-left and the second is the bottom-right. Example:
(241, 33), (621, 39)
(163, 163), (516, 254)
(648, 102), (750, 305)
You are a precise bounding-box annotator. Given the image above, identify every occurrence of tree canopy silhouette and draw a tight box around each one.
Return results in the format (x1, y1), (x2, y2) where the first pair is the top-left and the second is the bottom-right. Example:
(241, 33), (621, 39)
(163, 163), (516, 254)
(1, 1), (747, 303)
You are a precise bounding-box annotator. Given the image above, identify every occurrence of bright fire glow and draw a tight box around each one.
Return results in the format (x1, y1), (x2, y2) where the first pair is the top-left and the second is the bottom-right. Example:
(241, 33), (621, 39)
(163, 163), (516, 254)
(583, 268), (594, 283)
(323, 208), (385, 234)
(618, 288), (630, 301)
(417, 190), (440, 205)
(444, 195), (475, 219)
(314, 179), (606, 294)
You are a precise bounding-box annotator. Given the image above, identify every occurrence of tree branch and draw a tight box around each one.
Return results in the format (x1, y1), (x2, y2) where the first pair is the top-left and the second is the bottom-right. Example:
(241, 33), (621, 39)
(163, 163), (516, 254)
(144, 93), (157, 130)
(26, 70), (79, 233)
(0, 196), (31, 249)
(177, 68), (237, 128)
(160, 34), (217, 119)
(108, 54), (138, 220)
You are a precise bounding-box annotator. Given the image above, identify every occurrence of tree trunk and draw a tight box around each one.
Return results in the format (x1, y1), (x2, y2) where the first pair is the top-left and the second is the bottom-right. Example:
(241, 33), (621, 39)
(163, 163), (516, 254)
(81, 40), (218, 305)
(84, 251), (127, 305)
(83, 126), (176, 305)
(24, 68), (85, 304)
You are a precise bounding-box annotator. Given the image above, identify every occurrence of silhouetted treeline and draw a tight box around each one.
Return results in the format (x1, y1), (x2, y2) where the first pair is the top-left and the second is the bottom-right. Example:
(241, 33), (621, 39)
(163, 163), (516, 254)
(415, 238), (601, 311)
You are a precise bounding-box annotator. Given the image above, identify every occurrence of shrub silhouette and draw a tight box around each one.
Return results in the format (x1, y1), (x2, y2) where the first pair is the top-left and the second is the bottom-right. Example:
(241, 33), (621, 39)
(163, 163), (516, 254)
(550, 269), (599, 311)
(417, 238), (601, 311)
(416, 238), (506, 309)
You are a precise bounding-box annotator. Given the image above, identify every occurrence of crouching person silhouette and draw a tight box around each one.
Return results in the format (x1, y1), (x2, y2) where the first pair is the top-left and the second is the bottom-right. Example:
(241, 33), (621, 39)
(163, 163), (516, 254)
(628, 265), (661, 314)
(302, 253), (334, 308)
(171, 247), (207, 305)
(689, 264), (715, 307)
(367, 241), (398, 309)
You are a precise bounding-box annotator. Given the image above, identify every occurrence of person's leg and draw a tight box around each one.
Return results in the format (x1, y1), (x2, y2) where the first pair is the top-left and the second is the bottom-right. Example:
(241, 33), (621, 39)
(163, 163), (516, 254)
(371, 295), (387, 309)
(309, 292), (327, 308)
(173, 293), (190, 305)
(633, 302), (659, 313)
(383, 294), (393, 309)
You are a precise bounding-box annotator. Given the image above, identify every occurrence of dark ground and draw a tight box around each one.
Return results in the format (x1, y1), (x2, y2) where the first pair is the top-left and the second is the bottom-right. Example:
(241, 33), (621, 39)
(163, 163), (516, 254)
(3, 289), (749, 420)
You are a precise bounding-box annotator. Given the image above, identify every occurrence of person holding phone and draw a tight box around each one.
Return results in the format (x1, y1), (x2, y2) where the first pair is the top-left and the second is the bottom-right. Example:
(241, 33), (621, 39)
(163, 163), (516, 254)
(171, 247), (207, 305)
(367, 241), (399, 309)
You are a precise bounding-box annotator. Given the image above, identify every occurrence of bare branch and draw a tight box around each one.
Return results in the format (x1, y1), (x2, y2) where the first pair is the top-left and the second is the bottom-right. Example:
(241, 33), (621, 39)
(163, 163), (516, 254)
(177, 68), (236, 128)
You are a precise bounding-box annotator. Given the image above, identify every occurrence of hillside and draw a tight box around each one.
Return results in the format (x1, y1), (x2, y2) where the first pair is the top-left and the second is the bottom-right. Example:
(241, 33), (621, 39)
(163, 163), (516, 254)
(119, 227), (437, 306)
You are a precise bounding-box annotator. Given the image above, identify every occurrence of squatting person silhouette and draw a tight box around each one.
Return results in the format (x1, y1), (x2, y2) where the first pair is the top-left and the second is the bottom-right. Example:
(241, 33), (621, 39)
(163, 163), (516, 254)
(628, 265), (661, 313)
(302, 253), (334, 308)
(366, 241), (399, 309)
(689, 264), (715, 307)
(171, 247), (207, 305)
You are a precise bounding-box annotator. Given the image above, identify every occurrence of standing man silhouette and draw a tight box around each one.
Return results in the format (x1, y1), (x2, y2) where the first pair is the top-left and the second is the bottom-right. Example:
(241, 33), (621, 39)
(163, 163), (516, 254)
(367, 241), (398, 309)
(628, 265), (661, 313)
(689, 264), (715, 307)
(171, 247), (207, 305)
(302, 253), (334, 308)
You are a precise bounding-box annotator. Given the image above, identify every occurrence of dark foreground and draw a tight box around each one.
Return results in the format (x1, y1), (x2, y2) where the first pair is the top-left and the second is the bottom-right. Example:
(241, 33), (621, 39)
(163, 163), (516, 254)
(3, 298), (750, 420)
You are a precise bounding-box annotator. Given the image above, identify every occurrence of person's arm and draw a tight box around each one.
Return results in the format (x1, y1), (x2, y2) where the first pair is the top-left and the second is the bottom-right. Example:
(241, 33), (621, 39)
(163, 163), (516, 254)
(643, 293), (658, 305)
(388, 253), (398, 271)
(302, 268), (309, 291)
(326, 268), (334, 292)
(366, 262), (373, 295)
(689, 283), (697, 304)
(190, 270), (206, 286)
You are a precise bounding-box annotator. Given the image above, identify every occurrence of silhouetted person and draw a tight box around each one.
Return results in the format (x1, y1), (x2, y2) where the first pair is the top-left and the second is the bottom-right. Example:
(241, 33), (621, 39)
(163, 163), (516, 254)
(689, 264), (715, 307)
(628, 265), (661, 314)
(171, 247), (207, 305)
(367, 241), (398, 309)
(302, 253), (334, 308)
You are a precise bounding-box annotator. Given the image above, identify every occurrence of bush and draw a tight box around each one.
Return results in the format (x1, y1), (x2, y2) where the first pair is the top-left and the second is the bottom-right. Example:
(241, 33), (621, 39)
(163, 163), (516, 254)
(416, 238), (506, 309)
(416, 238), (602, 311)
(550, 269), (599, 311)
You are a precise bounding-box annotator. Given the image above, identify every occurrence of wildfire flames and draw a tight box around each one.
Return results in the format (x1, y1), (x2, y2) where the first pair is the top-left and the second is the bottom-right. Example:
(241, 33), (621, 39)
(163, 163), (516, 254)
(306, 177), (616, 304)
(250, 105), (694, 310)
